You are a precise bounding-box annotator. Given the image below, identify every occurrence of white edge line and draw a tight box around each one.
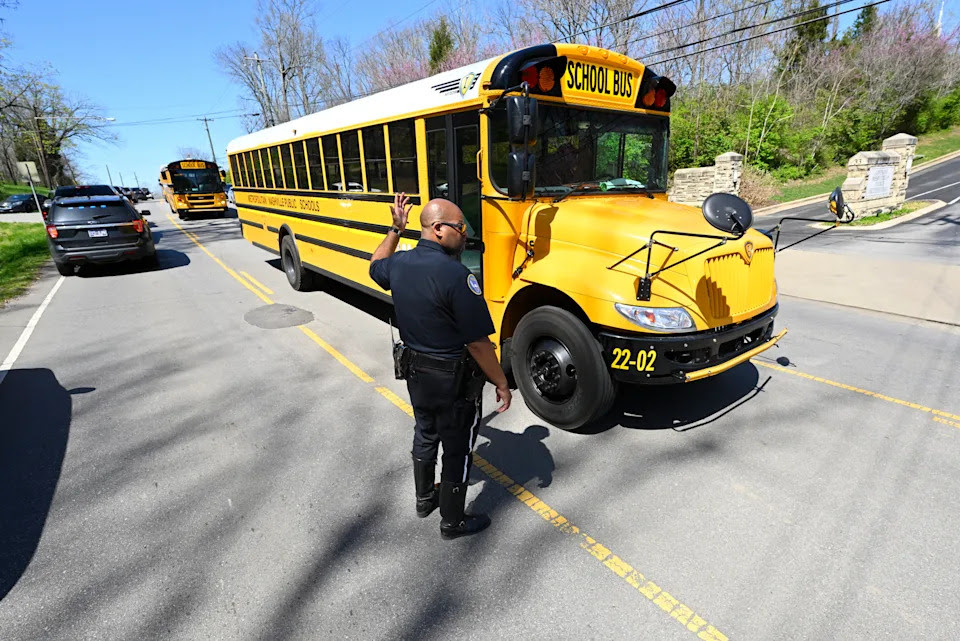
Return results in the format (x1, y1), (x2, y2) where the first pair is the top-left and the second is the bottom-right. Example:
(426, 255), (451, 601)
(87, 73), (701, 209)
(906, 180), (960, 201)
(948, 195), (960, 206)
(0, 276), (65, 386)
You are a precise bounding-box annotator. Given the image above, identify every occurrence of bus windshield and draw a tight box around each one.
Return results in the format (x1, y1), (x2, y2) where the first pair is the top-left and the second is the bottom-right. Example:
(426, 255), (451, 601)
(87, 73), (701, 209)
(171, 168), (222, 194)
(491, 103), (669, 195)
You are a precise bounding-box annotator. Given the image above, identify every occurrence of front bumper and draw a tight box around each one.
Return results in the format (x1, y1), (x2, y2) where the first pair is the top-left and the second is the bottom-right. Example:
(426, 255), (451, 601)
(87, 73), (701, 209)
(52, 242), (154, 265)
(598, 305), (781, 384)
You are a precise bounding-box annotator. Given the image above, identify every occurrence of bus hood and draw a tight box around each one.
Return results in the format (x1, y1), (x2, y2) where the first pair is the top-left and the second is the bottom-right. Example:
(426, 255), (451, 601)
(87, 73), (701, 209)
(518, 194), (777, 330)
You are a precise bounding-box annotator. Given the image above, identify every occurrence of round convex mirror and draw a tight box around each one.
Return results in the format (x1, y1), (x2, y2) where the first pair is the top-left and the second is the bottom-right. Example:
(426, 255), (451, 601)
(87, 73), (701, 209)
(702, 192), (753, 235)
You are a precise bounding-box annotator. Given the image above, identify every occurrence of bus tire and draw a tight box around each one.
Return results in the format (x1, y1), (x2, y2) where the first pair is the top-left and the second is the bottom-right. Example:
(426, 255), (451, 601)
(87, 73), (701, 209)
(510, 306), (616, 431)
(280, 234), (314, 291)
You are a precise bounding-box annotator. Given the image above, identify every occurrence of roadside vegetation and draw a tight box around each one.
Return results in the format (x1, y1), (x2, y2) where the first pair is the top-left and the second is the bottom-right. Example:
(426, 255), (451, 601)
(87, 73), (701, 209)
(914, 125), (960, 166)
(0, 182), (41, 201)
(847, 200), (933, 227)
(0, 222), (48, 306)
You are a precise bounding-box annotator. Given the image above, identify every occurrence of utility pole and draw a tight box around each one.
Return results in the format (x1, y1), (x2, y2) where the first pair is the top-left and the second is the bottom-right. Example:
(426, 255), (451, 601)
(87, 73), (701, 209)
(106, 164), (114, 186)
(244, 52), (276, 127)
(119, 172), (125, 187)
(134, 171), (140, 188)
(199, 116), (219, 166)
(937, 0), (944, 37)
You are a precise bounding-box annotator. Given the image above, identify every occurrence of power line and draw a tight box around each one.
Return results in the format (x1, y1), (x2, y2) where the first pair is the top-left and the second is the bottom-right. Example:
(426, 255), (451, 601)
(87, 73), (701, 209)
(638, 0), (860, 57)
(105, 112), (258, 128)
(551, 0), (693, 44)
(628, 0), (782, 48)
(349, 0), (443, 52)
(648, 0), (892, 66)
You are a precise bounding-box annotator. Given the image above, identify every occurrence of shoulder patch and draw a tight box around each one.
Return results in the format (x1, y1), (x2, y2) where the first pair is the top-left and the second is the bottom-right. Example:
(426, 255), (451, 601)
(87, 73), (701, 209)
(466, 273), (482, 296)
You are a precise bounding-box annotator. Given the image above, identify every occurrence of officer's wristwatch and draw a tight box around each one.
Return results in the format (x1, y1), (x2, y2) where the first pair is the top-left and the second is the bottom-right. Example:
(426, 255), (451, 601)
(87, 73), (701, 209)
(389, 226), (402, 235)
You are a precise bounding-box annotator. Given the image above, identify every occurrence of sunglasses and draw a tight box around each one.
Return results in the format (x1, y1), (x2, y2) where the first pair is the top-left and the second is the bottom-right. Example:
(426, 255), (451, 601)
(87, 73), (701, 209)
(437, 221), (467, 235)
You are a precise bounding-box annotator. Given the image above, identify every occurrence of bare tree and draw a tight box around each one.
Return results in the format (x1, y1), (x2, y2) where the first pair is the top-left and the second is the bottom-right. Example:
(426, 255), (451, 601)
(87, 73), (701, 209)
(177, 146), (211, 161)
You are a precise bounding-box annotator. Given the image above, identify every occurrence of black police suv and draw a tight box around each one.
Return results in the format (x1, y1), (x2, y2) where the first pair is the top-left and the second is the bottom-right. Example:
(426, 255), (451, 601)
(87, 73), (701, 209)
(45, 195), (157, 276)
(0, 193), (41, 213)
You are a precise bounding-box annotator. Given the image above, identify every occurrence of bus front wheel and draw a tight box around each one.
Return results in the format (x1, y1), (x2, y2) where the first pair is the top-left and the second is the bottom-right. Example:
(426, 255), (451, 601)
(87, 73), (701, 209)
(510, 306), (616, 431)
(280, 234), (314, 291)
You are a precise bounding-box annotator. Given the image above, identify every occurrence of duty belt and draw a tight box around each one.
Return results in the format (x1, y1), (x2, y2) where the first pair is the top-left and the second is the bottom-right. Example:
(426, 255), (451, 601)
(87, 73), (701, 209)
(408, 350), (460, 373)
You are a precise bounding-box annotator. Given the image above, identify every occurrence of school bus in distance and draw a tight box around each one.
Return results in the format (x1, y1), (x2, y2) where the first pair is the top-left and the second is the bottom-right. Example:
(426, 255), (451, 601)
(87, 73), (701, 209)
(226, 43), (786, 431)
(159, 159), (228, 219)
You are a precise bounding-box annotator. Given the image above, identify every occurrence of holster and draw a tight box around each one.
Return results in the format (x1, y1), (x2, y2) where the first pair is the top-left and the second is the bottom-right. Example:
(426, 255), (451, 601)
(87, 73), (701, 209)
(393, 342), (411, 380)
(455, 354), (487, 402)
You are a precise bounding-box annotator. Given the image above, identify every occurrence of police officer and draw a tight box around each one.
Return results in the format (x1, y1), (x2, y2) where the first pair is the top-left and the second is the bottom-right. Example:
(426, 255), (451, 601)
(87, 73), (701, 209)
(369, 193), (512, 540)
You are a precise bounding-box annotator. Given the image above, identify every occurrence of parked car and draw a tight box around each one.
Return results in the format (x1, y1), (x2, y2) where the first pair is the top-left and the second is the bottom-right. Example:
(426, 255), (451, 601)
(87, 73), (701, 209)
(138, 188), (151, 200)
(225, 184), (234, 204)
(45, 195), (156, 276)
(0, 193), (41, 213)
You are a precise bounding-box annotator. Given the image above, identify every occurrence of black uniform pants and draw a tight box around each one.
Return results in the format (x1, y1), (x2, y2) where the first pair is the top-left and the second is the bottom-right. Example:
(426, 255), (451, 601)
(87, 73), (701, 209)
(406, 364), (481, 483)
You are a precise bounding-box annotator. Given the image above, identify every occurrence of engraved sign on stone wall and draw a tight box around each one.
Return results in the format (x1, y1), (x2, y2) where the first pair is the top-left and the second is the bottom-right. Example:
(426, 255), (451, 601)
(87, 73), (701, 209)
(864, 165), (894, 199)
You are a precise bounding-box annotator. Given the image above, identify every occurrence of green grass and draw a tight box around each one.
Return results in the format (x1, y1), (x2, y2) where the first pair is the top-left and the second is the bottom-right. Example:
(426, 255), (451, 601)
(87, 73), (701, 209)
(913, 125), (960, 166)
(771, 166), (847, 203)
(0, 182), (43, 201)
(847, 200), (932, 226)
(769, 125), (960, 204)
(0, 222), (49, 306)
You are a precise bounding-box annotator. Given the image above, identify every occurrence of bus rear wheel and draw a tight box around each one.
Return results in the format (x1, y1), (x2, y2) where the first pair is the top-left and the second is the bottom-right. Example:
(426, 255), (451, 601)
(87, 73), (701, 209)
(280, 234), (315, 291)
(510, 306), (616, 431)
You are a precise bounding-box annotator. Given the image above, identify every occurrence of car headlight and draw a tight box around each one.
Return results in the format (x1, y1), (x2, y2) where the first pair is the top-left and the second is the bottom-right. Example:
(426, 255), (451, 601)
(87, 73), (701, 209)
(614, 303), (694, 333)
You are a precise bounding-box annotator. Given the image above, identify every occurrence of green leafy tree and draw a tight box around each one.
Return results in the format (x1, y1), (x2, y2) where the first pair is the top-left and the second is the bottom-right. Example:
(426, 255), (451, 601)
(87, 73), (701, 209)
(428, 17), (455, 75)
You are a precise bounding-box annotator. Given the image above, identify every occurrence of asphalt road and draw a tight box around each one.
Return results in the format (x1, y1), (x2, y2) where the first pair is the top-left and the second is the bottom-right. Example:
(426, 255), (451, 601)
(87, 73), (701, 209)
(760, 154), (960, 263)
(1, 190), (959, 640)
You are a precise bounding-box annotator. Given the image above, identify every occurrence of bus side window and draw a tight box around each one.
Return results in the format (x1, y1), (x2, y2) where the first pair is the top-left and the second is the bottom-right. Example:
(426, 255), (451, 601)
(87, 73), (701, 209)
(341, 132), (363, 192)
(229, 155), (242, 188)
(426, 124), (448, 200)
(242, 152), (254, 188)
(362, 126), (388, 193)
(322, 134), (342, 191)
(292, 142), (308, 190)
(269, 146), (282, 188)
(389, 119), (419, 194)
(280, 143), (295, 189)
(261, 149), (274, 189)
(305, 137), (324, 190)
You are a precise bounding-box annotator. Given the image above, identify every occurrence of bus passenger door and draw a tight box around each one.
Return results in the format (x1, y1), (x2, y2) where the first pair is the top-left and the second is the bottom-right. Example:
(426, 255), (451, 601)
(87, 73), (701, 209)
(426, 114), (482, 281)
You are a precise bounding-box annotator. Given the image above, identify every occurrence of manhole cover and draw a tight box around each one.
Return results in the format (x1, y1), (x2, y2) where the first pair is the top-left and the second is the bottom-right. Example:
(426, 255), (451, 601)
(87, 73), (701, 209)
(244, 304), (314, 329)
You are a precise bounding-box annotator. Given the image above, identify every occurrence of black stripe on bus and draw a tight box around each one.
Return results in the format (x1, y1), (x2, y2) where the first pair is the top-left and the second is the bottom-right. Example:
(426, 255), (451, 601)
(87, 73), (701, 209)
(266, 225), (279, 233)
(295, 233), (373, 261)
(238, 218), (264, 229)
(233, 186), (421, 205)
(237, 202), (421, 241)
(252, 241), (280, 256)
(302, 262), (393, 305)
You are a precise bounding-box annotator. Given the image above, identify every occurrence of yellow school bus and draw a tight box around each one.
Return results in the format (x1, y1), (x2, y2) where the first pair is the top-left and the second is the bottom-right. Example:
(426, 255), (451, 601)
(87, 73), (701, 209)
(159, 159), (228, 219)
(227, 43), (786, 430)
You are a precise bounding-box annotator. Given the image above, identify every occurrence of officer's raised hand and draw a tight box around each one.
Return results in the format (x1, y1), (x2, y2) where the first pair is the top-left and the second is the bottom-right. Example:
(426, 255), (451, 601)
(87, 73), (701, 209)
(391, 192), (412, 231)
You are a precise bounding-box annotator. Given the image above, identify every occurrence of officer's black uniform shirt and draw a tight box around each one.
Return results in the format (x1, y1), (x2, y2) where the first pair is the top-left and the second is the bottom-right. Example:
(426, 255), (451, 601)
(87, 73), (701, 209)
(370, 239), (495, 359)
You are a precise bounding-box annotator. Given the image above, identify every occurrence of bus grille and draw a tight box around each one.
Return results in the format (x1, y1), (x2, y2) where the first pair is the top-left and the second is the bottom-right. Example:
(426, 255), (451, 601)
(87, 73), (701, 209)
(703, 248), (774, 319)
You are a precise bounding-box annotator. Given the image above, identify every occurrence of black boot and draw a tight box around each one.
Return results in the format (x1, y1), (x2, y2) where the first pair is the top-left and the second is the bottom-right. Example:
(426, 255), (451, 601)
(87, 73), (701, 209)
(439, 481), (490, 540)
(412, 457), (438, 518)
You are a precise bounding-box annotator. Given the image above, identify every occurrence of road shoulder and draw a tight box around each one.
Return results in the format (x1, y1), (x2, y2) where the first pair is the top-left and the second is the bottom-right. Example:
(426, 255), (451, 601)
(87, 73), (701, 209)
(0, 263), (62, 370)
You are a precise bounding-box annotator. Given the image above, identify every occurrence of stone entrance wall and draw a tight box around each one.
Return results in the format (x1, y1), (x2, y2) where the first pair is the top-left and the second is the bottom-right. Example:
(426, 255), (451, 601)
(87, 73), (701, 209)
(840, 133), (917, 219)
(668, 152), (743, 207)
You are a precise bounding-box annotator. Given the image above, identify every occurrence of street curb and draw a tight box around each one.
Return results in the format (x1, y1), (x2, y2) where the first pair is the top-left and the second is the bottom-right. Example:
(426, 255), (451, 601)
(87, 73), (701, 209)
(754, 145), (960, 217)
(912, 148), (960, 174)
(810, 200), (946, 231)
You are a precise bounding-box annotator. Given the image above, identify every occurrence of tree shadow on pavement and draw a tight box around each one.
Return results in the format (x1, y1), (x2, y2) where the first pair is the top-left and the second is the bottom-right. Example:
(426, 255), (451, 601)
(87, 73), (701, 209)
(75, 249), (190, 277)
(0, 369), (78, 601)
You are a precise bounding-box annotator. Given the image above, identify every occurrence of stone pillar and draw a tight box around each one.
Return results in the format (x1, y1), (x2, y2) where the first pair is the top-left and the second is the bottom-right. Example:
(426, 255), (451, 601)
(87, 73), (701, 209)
(881, 133), (918, 204)
(841, 150), (902, 219)
(713, 152), (743, 195)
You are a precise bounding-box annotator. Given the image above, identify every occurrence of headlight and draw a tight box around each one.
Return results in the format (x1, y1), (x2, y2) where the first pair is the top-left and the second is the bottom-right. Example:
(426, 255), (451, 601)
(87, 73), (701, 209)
(614, 303), (694, 333)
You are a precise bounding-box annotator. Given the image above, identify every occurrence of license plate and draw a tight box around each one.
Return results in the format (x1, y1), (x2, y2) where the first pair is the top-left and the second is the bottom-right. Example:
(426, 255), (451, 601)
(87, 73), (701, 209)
(609, 347), (658, 372)
(88, 229), (108, 238)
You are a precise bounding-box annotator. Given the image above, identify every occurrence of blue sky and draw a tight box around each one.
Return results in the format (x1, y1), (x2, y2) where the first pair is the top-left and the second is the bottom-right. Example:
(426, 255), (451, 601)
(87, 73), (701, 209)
(2, 1), (954, 189)
(0, 0), (416, 189)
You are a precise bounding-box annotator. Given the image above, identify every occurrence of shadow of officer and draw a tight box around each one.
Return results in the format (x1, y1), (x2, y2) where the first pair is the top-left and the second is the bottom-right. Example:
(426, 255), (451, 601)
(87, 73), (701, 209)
(473, 424), (555, 505)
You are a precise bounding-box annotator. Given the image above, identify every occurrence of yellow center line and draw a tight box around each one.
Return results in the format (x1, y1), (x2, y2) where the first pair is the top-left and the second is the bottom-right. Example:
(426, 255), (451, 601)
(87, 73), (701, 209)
(167, 212), (729, 640)
(239, 271), (275, 295)
(933, 417), (960, 430)
(753, 360), (960, 422)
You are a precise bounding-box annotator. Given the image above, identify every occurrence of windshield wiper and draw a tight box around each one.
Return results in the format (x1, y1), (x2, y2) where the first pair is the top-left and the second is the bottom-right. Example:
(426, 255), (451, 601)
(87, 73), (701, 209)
(90, 213), (114, 220)
(552, 181), (597, 204)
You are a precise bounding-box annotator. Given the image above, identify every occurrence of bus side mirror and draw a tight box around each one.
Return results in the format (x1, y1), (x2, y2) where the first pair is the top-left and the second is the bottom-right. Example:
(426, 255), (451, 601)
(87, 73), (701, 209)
(506, 95), (538, 145)
(828, 186), (852, 222)
(507, 151), (535, 199)
(220, 169), (226, 179)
